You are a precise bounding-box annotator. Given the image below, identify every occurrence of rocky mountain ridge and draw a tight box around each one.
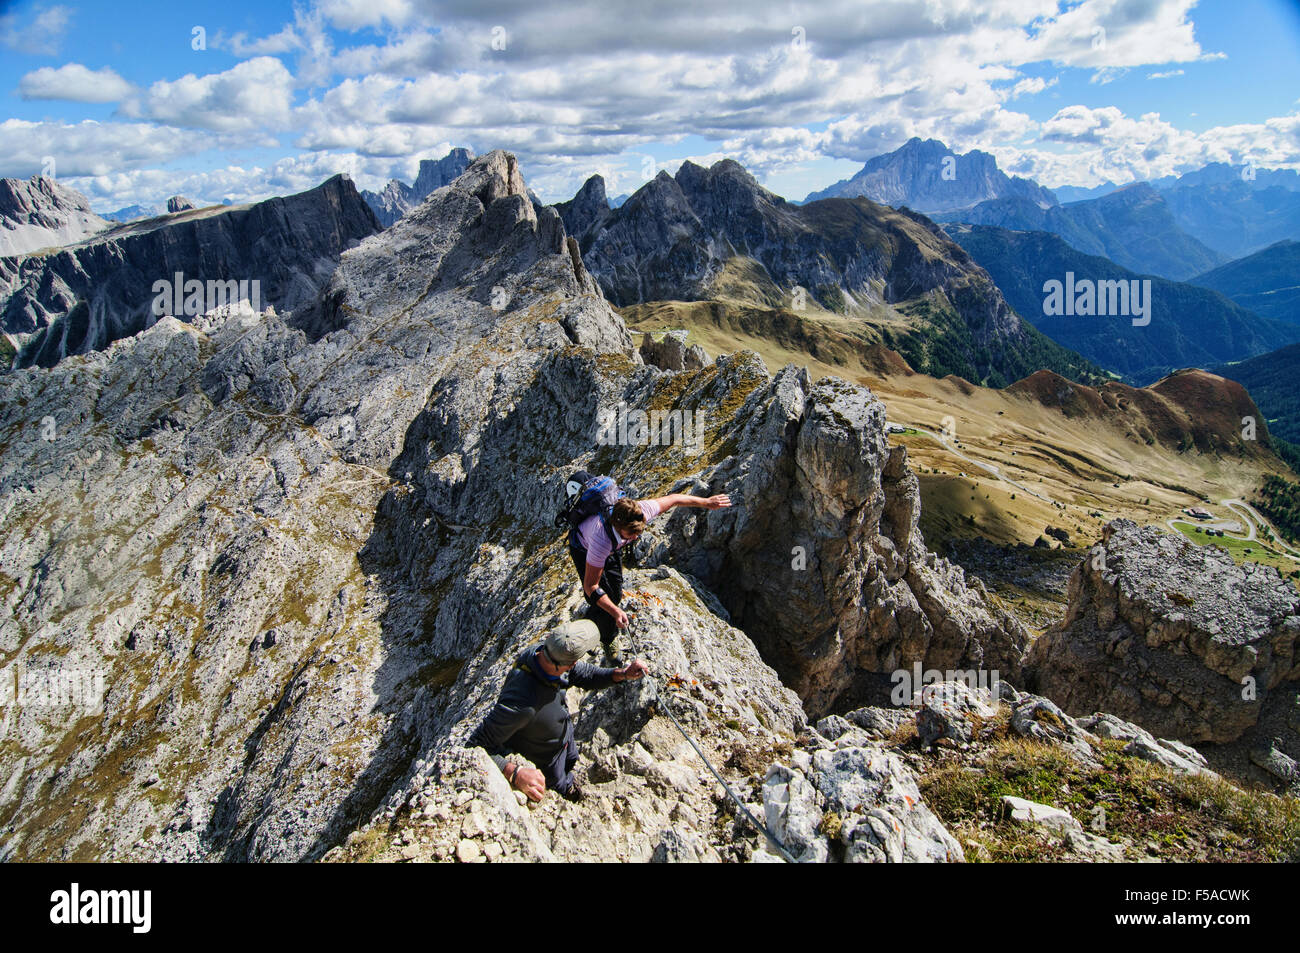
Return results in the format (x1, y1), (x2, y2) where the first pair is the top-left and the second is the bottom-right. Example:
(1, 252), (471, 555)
(0, 175), (111, 259)
(557, 158), (1102, 388)
(0, 174), (382, 369)
(0, 151), (1032, 861)
(1, 151), (1294, 863)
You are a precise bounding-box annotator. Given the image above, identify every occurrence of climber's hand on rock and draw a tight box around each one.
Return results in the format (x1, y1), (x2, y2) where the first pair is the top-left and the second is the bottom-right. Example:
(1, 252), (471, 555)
(617, 659), (648, 682)
(513, 766), (546, 802)
(704, 494), (731, 509)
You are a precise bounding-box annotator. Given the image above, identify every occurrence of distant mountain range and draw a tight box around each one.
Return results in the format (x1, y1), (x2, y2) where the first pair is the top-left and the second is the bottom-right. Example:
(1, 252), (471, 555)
(557, 159), (1102, 387)
(1077, 162), (1300, 202)
(816, 139), (1300, 280)
(100, 195), (212, 223)
(803, 137), (1056, 214)
(360, 148), (474, 226)
(944, 223), (1300, 384)
(1161, 176), (1300, 261)
(103, 203), (162, 223)
(936, 183), (1224, 281)
(0, 175), (110, 257)
(1192, 240), (1300, 323)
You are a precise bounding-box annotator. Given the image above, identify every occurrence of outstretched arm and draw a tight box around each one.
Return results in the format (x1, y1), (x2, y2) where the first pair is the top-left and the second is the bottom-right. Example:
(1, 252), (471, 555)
(650, 492), (731, 513)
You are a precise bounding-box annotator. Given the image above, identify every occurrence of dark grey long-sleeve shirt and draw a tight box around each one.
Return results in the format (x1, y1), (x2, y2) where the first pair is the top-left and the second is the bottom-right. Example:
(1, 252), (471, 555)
(467, 645), (617, 771)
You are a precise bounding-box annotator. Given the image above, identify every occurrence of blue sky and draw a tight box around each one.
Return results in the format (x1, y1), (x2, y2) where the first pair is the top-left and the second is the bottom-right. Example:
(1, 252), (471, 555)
(2, 0), (1298, 210)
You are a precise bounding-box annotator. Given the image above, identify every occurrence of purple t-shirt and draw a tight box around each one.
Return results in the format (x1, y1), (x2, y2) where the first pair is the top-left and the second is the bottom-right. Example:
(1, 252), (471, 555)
(577, 499), (661, 567)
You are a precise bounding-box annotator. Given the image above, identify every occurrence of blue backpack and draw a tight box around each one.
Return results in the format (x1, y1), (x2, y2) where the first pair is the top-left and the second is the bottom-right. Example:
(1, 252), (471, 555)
(555, 470), (625, 549)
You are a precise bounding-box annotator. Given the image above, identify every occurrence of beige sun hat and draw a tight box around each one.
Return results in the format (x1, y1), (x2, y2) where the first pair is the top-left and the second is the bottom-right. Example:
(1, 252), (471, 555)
(544, 620), (601, 665)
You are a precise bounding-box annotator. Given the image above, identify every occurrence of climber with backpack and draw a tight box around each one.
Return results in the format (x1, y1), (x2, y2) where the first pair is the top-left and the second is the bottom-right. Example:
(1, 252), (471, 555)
(555, 470), (731, 650)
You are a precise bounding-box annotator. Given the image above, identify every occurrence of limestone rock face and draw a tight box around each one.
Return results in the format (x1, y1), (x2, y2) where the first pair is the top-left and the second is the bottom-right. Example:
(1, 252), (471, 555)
(1027, 519), (1300, 763)
(325, 566), (807, 864)
(636, 366), (1028, 716)
(554, 174), (612, 248)
(0, 151), (628, 860)
(760, 744), (964, 863)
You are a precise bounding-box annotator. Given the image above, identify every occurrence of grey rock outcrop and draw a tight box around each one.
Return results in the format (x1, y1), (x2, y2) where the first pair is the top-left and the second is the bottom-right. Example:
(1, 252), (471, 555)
(1070, 712), (1215, 777)
(0, 175), (111, 258)
(633, 367), (1028, 715)
(1027, 519), (1300, 773)
(760, 745), (964, 863)
(166, 196), (197, 214)
(915, 680), (999, 749)
(1002, 795), (1082, 834)
(554, 174), (613, 246)
(638, 329), (707, 371)
(0, 174), (381, 369)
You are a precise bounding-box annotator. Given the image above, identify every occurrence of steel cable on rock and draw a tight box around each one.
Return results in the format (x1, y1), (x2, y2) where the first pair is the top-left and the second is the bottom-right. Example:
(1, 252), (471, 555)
(619, 608), (797, 863)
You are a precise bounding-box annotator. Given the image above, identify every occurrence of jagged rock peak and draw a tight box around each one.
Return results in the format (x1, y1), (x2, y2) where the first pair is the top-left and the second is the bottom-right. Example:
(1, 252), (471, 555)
(412, 147), (475, 197)
(361, 148), (476, 227)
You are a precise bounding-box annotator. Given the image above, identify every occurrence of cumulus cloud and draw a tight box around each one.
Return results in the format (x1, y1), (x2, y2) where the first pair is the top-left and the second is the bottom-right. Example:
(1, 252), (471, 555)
(18, 63), (135, 102)
(119, 57), (294, 133)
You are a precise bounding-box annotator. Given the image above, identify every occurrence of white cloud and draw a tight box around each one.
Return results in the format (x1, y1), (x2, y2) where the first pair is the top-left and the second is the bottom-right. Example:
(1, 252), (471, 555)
(0, 3), (72, 55)
(1148, 69), (1185, 79)
(119, 57), (295, 133)
(19, 63), (135, 102)
(996, 108), (1300, 188)
(0, 118), (210, 177)
(318, 0), (418, 30)
(1005, 75), (1058, 100)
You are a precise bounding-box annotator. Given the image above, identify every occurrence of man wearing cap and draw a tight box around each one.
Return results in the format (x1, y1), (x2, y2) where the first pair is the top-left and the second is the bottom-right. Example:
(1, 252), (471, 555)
(467, 620), (648, 802)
